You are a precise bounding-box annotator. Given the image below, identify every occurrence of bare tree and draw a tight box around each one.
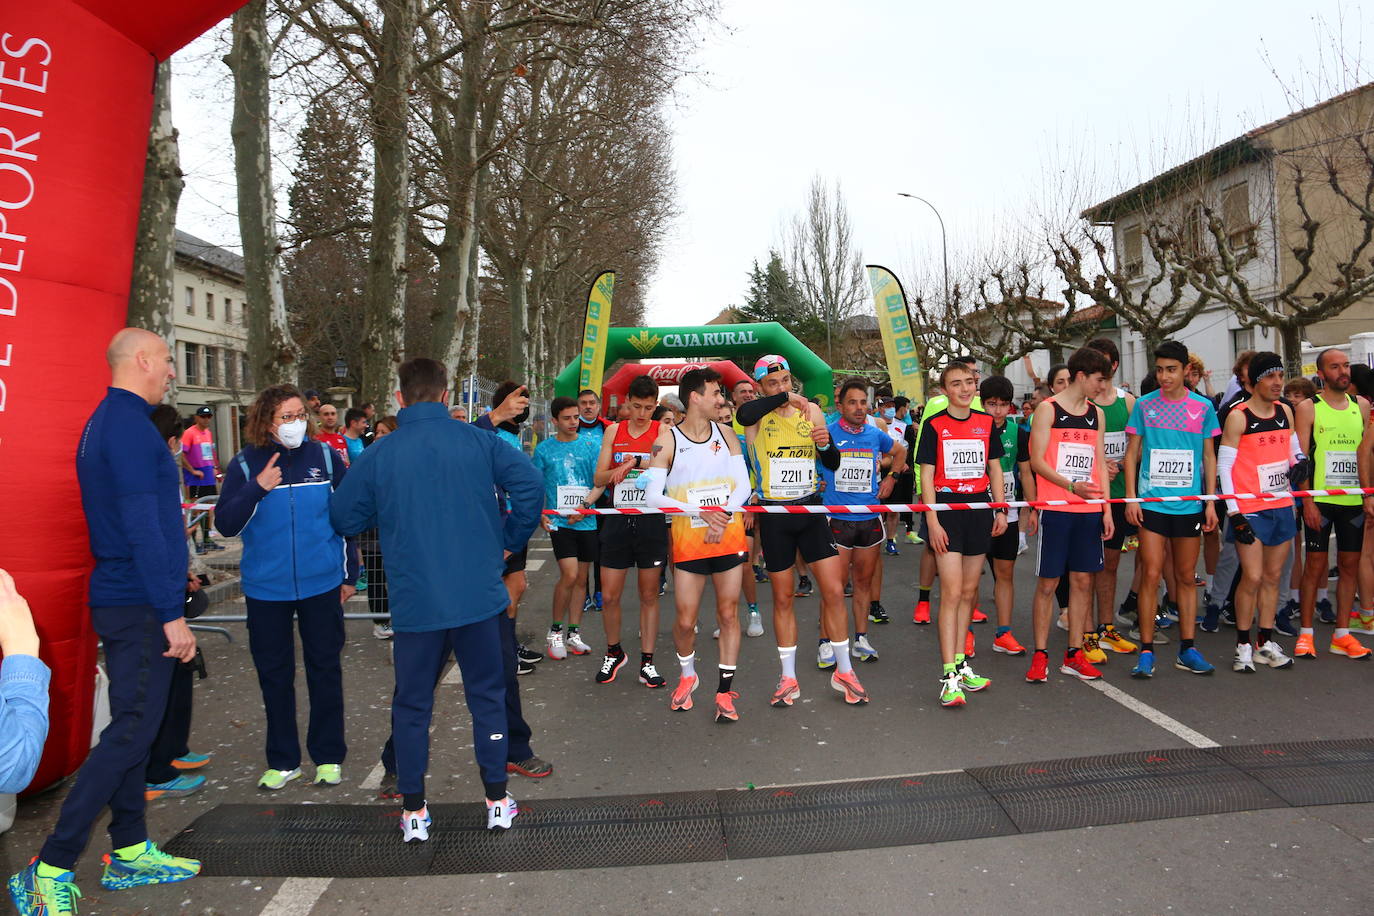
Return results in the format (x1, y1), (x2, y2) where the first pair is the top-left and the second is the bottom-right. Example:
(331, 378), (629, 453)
(128, 61), (182, 370)
(785, 175), (866, 365)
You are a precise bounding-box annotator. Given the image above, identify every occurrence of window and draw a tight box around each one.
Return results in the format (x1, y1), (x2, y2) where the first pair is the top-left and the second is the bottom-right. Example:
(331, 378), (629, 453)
(205, 292), (215, 321)
(240, 352), (252, 391)
(224, 349), (238, 390)
(1231, 328), (1254, 360)
(223, 298), (232, 325)
(184, 287), (195, 315)
(1121, 226), (1143, 278)
(1222, 182), (1253, 254)
(205, 346), (219, 388)
(1182, 205), (1205, 259)
(183, 342), (200, 385)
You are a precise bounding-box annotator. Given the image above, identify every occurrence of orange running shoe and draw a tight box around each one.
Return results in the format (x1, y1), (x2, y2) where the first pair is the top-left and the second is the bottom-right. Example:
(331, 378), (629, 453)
(830, 669), (870, 705)
(971, 607), (988, 624)
(964, 629), (976, 658)
(1330, 633), (1372, 659)
(1294, 632), (1317, 658)
(912, 600), (931, 624)
(770, 676), (801, 707)
(1025, 652), (1049, 682)
(993, 631), (1026, 655)
(714, 690), (740, 722)
(1059, 652), (1102, 680)
(670, 674), (698, 711)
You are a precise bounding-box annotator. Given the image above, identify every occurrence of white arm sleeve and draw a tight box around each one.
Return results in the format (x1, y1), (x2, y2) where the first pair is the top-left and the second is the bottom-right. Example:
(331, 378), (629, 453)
(1289, 432), (1305, 464)
(642, 466), (691, 512)
(726, 453), (752, 511)
(1217, 444), (1239, 515)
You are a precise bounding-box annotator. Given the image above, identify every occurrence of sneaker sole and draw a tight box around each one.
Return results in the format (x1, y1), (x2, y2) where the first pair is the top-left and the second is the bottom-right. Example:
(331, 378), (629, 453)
(1101, 643), (1136, 654)
(960, 680), (989, 692)
(1329, 649), (1372, 659)
(639, 677), (666, 688)
(939, 695), (966, 707)
(100, 870), (199, 891)
(1058, 665), (1101, 681)
(770, 690), (800, 708)
(714, 708), (739, 722)
(258, 774), (301, 791)
(596, 656), (627, 684)
(1232, 663), (1256, 673)
(831, 679), (869, 704)
(506, 762), (552, 778)
(852, 652), (879, 663)
(1025, 673), (1047, 683)
(1174, 663), (1215, 675)
(567, 647), (590, 656)
(993, 644), (1027, 656)
(1259, 657), (1294, 669)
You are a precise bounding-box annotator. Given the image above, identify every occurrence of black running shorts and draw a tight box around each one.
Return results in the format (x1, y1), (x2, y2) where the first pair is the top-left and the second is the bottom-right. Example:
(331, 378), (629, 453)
(1304, 503), (1365, 553)
(550, 527), (598, 562)
(758, 497), (838, 572)
(599, 515), (668, 569)
(829, 517), (884, 550)
(988, 519), (1020, 562)
(676, 551), (746, 576)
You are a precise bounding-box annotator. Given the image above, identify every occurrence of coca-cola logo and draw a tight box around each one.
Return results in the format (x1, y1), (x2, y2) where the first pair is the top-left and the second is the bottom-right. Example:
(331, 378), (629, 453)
(645, 362), (707, 382)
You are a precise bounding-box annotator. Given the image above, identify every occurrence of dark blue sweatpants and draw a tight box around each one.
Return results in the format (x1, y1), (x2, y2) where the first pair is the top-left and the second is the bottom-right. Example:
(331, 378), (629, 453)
(392, 612), (509, 807)
(40, 606), (174, 869)
(245, 588), (346, 771)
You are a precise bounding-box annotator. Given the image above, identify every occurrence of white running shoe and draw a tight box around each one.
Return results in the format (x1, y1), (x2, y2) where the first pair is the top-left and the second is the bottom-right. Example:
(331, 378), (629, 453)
(1232, 643), (1256, 673)
(712, 627), (720, 639)
(565, 631), (591, 655)
(1055, 610), (1069, 631)
(1017, 533), (1028, 556)
(746, 609), (764, 637)
(373, 623), (394, 639)
(401, 807), (431, 843)
(546, 630), (567, 660)
(851, 634), (879, 662)
(486, 794), (519, 830)
(817, 641), (835, 669)
(1255, 640), (1294, 669)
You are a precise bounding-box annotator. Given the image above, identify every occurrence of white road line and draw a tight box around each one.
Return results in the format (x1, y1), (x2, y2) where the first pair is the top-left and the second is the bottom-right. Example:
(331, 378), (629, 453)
(441, 663), (463, 686)
(1082, 679), (1220, 748)
(525, 558), (546, 572)
(260, 877), (331, 916)
(359, 762), (385, 790)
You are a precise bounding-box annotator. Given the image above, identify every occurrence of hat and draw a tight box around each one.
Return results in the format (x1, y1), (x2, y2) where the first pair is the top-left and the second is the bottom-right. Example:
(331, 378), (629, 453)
(1248, 351), (1284, 385)
(302, 389), (321, 400)
(753, 354), (789, 381)
(195, 406), (213, 417)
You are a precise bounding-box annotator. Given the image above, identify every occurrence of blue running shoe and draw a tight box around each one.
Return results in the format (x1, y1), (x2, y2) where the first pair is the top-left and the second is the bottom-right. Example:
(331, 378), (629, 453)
(1317, 598), (1336, 625)
(1199, 604), (1221, 633)
(1175, 647), (1215, 675)
(593, 591), (603, 611)
(1154, 612), (1174, 630)
(9, 860), (81, 915)
(1275, 600), (1300, 637)
(884, 539), (899, 556)
(99, 841), (200, 890)
(171, 752), (212, 770)
(1131, 651), (1155, 679)
(1162, 601), (1180, 622)
(145, 774), (205, 800)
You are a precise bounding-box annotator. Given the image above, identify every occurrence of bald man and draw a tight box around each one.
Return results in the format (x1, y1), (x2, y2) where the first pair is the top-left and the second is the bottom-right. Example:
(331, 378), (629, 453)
(10, 328), (202, 911)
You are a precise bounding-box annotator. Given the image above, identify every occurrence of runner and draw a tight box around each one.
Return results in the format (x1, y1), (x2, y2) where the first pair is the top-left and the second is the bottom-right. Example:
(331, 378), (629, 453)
(1026, 347), (1113, 683)
(979, 376), (1033, 657)
(728, 378), (768, 629)
(591, 375), (668, 687)
(642, 367), (752, 722)
(1216, 351), (1298, 672)
(917, 362), (1005, 707)
(1123, 340), (1220, 678)
(1085, 338), (1139, 658)
(531, 397), (604, 660)
(822, 378), (908, 664)
(884, 396), (917, 550)
(736, 355), (869, 707)
(1295, 348), (1371, 659)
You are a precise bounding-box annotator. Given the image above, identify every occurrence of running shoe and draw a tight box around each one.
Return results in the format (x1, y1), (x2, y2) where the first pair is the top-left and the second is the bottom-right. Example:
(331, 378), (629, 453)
(314, 764), (342, 786)
(258, 767), (301, 791)
(144, 774), (204, 801)
(1117, 592), (1139, 623)
(1275, 600), (1300, 637)
(1025, 652), (1049, 682)
(1081, 632), (1107, 665)
(831, 669), (870, 704)
(516, 657), (536, 676)
(582, 595), (595, 614)
(8, 860), (81, 916)
(506, 756), (554, 778)
(1175, 647), (1215, 674)
(1099, 626), (1137, 654)
(868, 602), (890, 625)
(670, 674), (699, 710)
(486, 795), (519, 830)
(956, 659), (989, 692)
(1220, 605), (1236, 627)
(99, 841), (200, 890)
(817, 641), (836, 669)
(938, 671), (965, 707)
(1255, 640), (1294, 669)
(1059, 652), (1102, 680)
(1128, 625), (1169, 645)
(594, 591), (603, 611)
(1351, 612), (1374, 635)
(752, 564), (767, 583)
(712, 626), (720, 639)
(1330, 633), (1372, 659)
(746, 607), (765, 636)
(770, 676), (801, 707)
(639, 661), (666, 688)
(171, 752), (211, 770)
(1131, 651), (1155, 679)
(401, 807), (431, 843)
(1017, 533), (1028, 556)
(1193, 574), (1206, 587)
(1317, 598), (1336, 625)
(659, 579), (667, 596)
(1055, 610), (1069, 631)
(1294, 632), (1317, 658)
(1155, 610), (1175, 630)
(714, 690), (740, 722)
(852, 634), (879, 662)
(971, 607), (988, 624)
(1162, 601), (1180, 622)
(993, 631), (1026, 655)
(794, 575), (814, 597)
(546, 629), (567, 660)
(1199, 603), (1221, 633)
(963, 629), (976, 659)
(884, 539), (899, 556)
(905, 530), (921, 544)
(373, 623), (394, 639)
(912, 600), (931, 625)
(596, 649), (627, 684)
(844, 581), (853, 597)
(565, 631), (591, 655)
(517, 644), (543, 664)
(1233, 643), (1256, 673)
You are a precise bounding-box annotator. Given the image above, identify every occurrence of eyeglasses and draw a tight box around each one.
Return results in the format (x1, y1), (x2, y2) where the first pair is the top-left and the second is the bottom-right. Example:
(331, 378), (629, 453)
(276, 412), (308, 423)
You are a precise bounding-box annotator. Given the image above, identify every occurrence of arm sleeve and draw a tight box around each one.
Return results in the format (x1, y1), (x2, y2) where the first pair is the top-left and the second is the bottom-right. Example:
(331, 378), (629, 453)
(213, 453), (268, 537)
(110, 428), (183, 622)
(0, 654), (50, 794)
(726, 454), (752, 511)
(642, 466), (691, 512)
(474, 414), (496, 432)
(1290, 432), (1306, 463)
(1217, 444), (1240, 515)
(492, 437), (545, 553)
(328, 450), (361, 584)
(817, 442), (841, 471)
(736, 391), (787, 427)
(328, 449), (377, 538)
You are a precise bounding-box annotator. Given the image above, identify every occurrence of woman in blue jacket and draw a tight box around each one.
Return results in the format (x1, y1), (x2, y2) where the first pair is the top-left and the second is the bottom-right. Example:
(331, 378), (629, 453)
(216, 385), (358, 791)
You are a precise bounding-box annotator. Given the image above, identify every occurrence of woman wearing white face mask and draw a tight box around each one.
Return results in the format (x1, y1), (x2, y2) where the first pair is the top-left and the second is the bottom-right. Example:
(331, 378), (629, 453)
(215, 385), (359, 792)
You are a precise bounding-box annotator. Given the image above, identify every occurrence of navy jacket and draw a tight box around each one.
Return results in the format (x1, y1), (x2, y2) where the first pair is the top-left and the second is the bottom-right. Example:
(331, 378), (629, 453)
(78, 387), (187, 622)
(215, 439), (359, 602)
(330, 400), (543, 632)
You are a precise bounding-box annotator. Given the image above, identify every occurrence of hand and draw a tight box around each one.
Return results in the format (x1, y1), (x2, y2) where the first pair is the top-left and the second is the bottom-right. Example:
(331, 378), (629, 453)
(1302, 499), (1322, 533)
(1024, 507), (1039, 537)
(877, 475), (896, 500)
(1230, 513), (1256, 545)
(191, 468), (205, 480)
(927, 519), (949, 554)
(186, 573), (202, 593)
(256, 452), (283, 491)
(786, 392), (810, 412)
(1106, 459), (1120, 481)
(608, 460), (636, 486)
(1202, 502), (1218, 533)
(991, 512), (1008, 538)
(540, 515), (553, 532)
(1364, 497), (1374, 521)
(0, 569), (39, 658)
(743, 511), (755, 532)
(809, 423), (830, 449)
(340, 584), (357, 604)
(162, 617), (196, 662)
(1101, 509), (1115, 542)
(1072, 478), (1103, 500)
(492, 385), (530, 425)
(1125, 502), (1143, 527)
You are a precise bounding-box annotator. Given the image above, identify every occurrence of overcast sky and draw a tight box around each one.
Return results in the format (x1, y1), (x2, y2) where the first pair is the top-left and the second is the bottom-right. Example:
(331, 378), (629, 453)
(171, 0), (1369, 327)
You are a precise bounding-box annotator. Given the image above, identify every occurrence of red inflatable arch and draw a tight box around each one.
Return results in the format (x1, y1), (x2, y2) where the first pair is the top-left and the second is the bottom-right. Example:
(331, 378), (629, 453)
(601, 360), (751, 412)
(1, 0), (245, 791)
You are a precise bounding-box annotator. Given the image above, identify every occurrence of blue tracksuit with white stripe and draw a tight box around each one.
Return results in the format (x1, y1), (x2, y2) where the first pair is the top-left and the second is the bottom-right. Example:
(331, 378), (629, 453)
(216, 439), (359, 772)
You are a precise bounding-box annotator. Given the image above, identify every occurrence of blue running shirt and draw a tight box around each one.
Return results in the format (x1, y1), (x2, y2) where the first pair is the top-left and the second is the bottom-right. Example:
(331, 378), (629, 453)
(1126, 391), (1220, 514)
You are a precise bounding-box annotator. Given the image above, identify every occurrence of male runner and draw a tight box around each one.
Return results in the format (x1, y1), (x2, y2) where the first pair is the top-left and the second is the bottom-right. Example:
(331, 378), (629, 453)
(980, 376), (1033, 657)
(532, 398), (603, 660)
(1085, 338), (1139, 658)
(884, 396), (917, 550)
(1026, 347), (1113, 683)
(917, 363), (1005, 706)
(1295, 348), (1371, 659)
(1123, 340), (1219, 678)
(643, 367), (752, 721)
(1217, 351), (1299, 672)
(728, 378), (767, 630)
(736, 355), (869, 706)
(592, 375), (668, 687)
(822, 378), (908, 663)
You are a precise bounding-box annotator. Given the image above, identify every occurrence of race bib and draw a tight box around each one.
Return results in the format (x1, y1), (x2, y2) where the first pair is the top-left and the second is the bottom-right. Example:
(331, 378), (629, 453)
(836, 453), (874, 494)
(1001, 475), (1016, 503)
(687, 482), (730, 528)
(768, 457), (814, 499)
(613, 473), (647, 508)
(1148, 448), (1194, 489)
(1257, 460), (1288, 494)
(1325, 450), (1359, 487)
(1104, 431), (1127, 463)
(199, 442), (214, 462)
(556, 485), (590, 513)
(942, 438), (986, 479)
(1055, 442), (1096, 482)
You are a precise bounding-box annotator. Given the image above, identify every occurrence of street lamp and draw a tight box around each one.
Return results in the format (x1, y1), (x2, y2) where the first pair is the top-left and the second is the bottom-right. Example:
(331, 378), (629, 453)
(333, 358), (348, 381)
(897, 192), (949, 309)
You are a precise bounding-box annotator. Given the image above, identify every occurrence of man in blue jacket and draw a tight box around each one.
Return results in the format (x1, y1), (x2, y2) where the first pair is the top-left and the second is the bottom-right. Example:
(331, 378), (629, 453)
(331, 359), (543, 842)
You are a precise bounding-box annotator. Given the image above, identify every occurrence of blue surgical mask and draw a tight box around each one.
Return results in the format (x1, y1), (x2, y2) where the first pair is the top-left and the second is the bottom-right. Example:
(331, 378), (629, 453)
(883, 408), (896, 419)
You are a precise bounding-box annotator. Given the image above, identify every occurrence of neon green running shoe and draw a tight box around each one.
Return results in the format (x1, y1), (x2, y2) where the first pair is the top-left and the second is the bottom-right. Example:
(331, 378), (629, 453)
(9, 859), (82, 915)
(100, 841), (200, 890)
(938, 671), (965, 707)
(314, 763), (342, 785)
(957, 659), (990, 692)
(258, 767), (301, 790)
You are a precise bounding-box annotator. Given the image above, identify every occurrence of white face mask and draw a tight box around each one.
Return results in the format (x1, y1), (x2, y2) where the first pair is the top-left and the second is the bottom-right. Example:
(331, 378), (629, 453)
(277, 419), (308, 449)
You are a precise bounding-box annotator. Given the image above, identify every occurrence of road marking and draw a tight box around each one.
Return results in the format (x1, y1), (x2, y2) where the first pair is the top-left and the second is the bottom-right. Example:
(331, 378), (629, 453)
(260, 877), (331, 916)
(1082, 679), (1220, 748)
(442, 663), (463, 686)
(525, 558), (546, 572)
(360, 762), (385, 790)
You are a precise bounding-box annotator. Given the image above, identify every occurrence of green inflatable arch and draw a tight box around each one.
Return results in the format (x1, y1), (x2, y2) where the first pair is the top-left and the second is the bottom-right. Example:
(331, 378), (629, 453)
(554, 322), (836, 407)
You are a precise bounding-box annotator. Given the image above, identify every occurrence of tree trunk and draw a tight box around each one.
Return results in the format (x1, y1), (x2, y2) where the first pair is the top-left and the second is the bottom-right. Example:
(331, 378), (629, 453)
(505, 258), (529, 383)
(127, 60), (181, 396)
(227, 0), (297, 389)
(1279, 323), (1303, 374)
(360, 0), (417, 410)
